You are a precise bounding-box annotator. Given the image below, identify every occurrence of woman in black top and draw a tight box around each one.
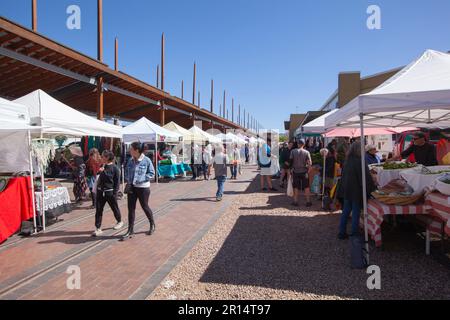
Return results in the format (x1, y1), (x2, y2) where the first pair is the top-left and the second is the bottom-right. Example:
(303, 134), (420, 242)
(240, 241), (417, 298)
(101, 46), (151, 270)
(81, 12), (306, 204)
(92, 151), (123, 237)
(338, 142), (376, 239)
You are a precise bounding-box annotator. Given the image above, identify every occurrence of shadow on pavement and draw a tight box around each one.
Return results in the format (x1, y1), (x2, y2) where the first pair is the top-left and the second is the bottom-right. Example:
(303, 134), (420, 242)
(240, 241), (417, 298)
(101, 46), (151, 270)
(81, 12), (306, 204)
(199, 214), (450, 300)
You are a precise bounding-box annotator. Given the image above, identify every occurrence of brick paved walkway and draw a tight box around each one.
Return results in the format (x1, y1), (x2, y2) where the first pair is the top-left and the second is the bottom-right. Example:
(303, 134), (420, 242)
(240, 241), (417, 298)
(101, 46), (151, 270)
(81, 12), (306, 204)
(0, 166), (259, 300)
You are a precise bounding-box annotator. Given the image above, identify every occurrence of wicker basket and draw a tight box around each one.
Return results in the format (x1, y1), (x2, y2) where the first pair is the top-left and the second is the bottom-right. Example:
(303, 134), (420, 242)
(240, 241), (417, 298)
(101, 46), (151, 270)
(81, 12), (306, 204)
(371, 191), (424, 206)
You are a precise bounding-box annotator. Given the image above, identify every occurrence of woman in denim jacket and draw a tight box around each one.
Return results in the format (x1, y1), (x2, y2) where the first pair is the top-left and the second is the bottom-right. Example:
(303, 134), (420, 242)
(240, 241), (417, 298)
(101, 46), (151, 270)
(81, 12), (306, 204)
(121, 142), (156, 241)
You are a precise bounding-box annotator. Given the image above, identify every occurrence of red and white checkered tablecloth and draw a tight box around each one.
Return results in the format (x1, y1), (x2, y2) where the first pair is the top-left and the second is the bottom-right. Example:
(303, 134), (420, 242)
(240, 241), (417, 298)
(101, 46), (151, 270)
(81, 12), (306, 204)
(366, 200), (430, 247)
(425, 192), (450, 237)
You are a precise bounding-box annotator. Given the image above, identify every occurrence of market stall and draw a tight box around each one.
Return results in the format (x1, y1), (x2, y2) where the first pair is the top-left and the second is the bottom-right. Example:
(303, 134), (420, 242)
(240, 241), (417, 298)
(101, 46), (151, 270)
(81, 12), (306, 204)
(324, 127), (417, 138)
(163, 121), (194, 165)
(14, 89), (123, 231)
(370, 162), (418, 188)
(123, 117), (182, 182)
(188, 126), (221, 144)
(325, 49), (450, 262)
(366, 199), (430, 248)
(216, 132), (246, 145)
(164, 121), (193, 141)
(0, 97), (43, 241)
(0, 176), (34, 243)
(157, 163), (192, 179)
(34, 180), (72, 220)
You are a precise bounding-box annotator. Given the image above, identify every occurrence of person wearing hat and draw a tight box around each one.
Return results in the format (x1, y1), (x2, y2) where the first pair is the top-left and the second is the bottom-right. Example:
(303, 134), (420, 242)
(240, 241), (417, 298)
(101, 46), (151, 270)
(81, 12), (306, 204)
(289, 138), (312, 207)
(365, 145), (381, 165)
(397, 132), (438, 166)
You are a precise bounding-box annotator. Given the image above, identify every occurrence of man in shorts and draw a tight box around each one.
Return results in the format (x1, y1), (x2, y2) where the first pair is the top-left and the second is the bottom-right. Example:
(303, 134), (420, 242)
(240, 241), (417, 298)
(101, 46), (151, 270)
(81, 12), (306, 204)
(290, 139), (312, 207)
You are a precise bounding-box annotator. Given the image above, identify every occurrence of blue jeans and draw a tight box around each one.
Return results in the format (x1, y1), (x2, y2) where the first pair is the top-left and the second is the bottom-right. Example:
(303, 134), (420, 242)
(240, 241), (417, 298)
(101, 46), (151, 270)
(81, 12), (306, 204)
(216, 176), (226, 198)
(339, 200), (362, 236)
(231, 165), (237, 178)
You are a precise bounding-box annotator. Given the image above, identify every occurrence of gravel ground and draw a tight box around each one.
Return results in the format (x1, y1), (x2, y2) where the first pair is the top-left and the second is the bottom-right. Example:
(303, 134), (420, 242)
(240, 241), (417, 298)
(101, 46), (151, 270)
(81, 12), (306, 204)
(149, 172), (450, 300)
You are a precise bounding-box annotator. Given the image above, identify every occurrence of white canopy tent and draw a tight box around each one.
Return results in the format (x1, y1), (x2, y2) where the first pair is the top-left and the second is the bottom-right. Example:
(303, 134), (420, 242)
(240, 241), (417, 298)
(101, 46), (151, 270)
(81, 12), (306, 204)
(236, 133), (250, 142)
(15, 90), (123, 231)
(123, 117), (182, 183)
(325, 50), (450, 130)
(163, 121), (193, 141)
(216, 132), (246, 145)
(0, 97), (39, 172)
(14, 89), (122, 138)
(189, 126), (221, 144)
(301, 109), (339, 134)
(0, 97), (45, 234)
(248, 136), (258, 145)
(324, 49), (450, 264)
(122, 117), (181, 144)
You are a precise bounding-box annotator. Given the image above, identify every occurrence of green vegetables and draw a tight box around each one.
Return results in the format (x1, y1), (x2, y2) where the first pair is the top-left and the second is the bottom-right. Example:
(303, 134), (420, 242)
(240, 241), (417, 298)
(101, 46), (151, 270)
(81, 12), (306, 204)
(425, 170), (450, 175)
(382, 162), (417, 170)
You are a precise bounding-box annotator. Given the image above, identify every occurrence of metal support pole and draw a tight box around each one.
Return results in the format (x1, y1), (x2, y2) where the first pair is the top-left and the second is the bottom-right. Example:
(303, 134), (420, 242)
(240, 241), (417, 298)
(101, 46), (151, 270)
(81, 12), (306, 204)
(359, 112), (370, 265)
(322, 153), (326, 200)
(41, 163), (46, 232)
(155, 138), (159, 184)
(28, 131), (37, 234)
(120, 138), (125, 195)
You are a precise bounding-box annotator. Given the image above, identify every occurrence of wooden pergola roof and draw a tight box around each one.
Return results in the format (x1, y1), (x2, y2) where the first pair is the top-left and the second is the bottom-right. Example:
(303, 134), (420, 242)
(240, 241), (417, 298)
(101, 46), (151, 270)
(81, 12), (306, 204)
(0, 17), (245, 131)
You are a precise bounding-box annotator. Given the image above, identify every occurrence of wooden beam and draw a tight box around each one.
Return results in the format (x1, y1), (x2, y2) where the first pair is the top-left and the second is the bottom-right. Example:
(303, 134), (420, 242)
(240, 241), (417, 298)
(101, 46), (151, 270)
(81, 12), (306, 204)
(210, 79), (214, 113)
(0, 33), (19, 46)
(159, 103), (166, 126)
(8, 38), (32, 51)
(181, 80), (184, 99)
(114, 37), (118, 71)
(0, 18), (109, 69)
(223, 90), (226, 118)
(97, 0), (103, 62)
(32, 0), (37, 32)
(160, 33), (166, 125)
(161, 33), (165, 91)
(192, 62), (196, 105)
(97, 76), (104, 119)
(156, 65), (160, 88)
(232, 98), (234, 123)
(238, 104), (241, 125)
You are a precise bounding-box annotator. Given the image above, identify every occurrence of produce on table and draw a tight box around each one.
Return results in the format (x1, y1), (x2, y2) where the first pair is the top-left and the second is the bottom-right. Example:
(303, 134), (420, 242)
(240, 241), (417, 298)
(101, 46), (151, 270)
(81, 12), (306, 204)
(381, 162), (417, 170)
(373, 179), (414, 197)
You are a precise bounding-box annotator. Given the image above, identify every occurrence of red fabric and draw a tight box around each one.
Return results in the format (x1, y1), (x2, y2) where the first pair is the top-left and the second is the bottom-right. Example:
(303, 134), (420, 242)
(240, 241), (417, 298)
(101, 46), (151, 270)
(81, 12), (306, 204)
(0, 177), (34, 244)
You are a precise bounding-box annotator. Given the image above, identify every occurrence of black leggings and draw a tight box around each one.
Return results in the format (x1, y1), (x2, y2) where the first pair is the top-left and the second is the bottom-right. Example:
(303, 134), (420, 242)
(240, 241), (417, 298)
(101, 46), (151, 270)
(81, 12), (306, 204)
(95, 191), (122, 229)
(127, 187), (154, 232)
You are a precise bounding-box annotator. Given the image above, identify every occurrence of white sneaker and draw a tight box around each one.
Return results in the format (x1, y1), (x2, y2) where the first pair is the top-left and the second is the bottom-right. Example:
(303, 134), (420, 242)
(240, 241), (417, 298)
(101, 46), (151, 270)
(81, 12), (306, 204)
(113, 221), (124, 230)
(92, 228), (103, 237)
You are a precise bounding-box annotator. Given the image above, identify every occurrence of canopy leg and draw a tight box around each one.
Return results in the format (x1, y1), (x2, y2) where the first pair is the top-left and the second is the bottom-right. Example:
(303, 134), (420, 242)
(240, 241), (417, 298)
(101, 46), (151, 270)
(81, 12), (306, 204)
(360, 113), (370, 265)
(41, 163), (46, 232)
(28, 131), (38, 234)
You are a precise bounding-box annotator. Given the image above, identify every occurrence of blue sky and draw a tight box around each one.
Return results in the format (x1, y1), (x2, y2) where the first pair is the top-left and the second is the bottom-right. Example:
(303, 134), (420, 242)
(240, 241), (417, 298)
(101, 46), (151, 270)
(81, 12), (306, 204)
(1, 0), (450, 131)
